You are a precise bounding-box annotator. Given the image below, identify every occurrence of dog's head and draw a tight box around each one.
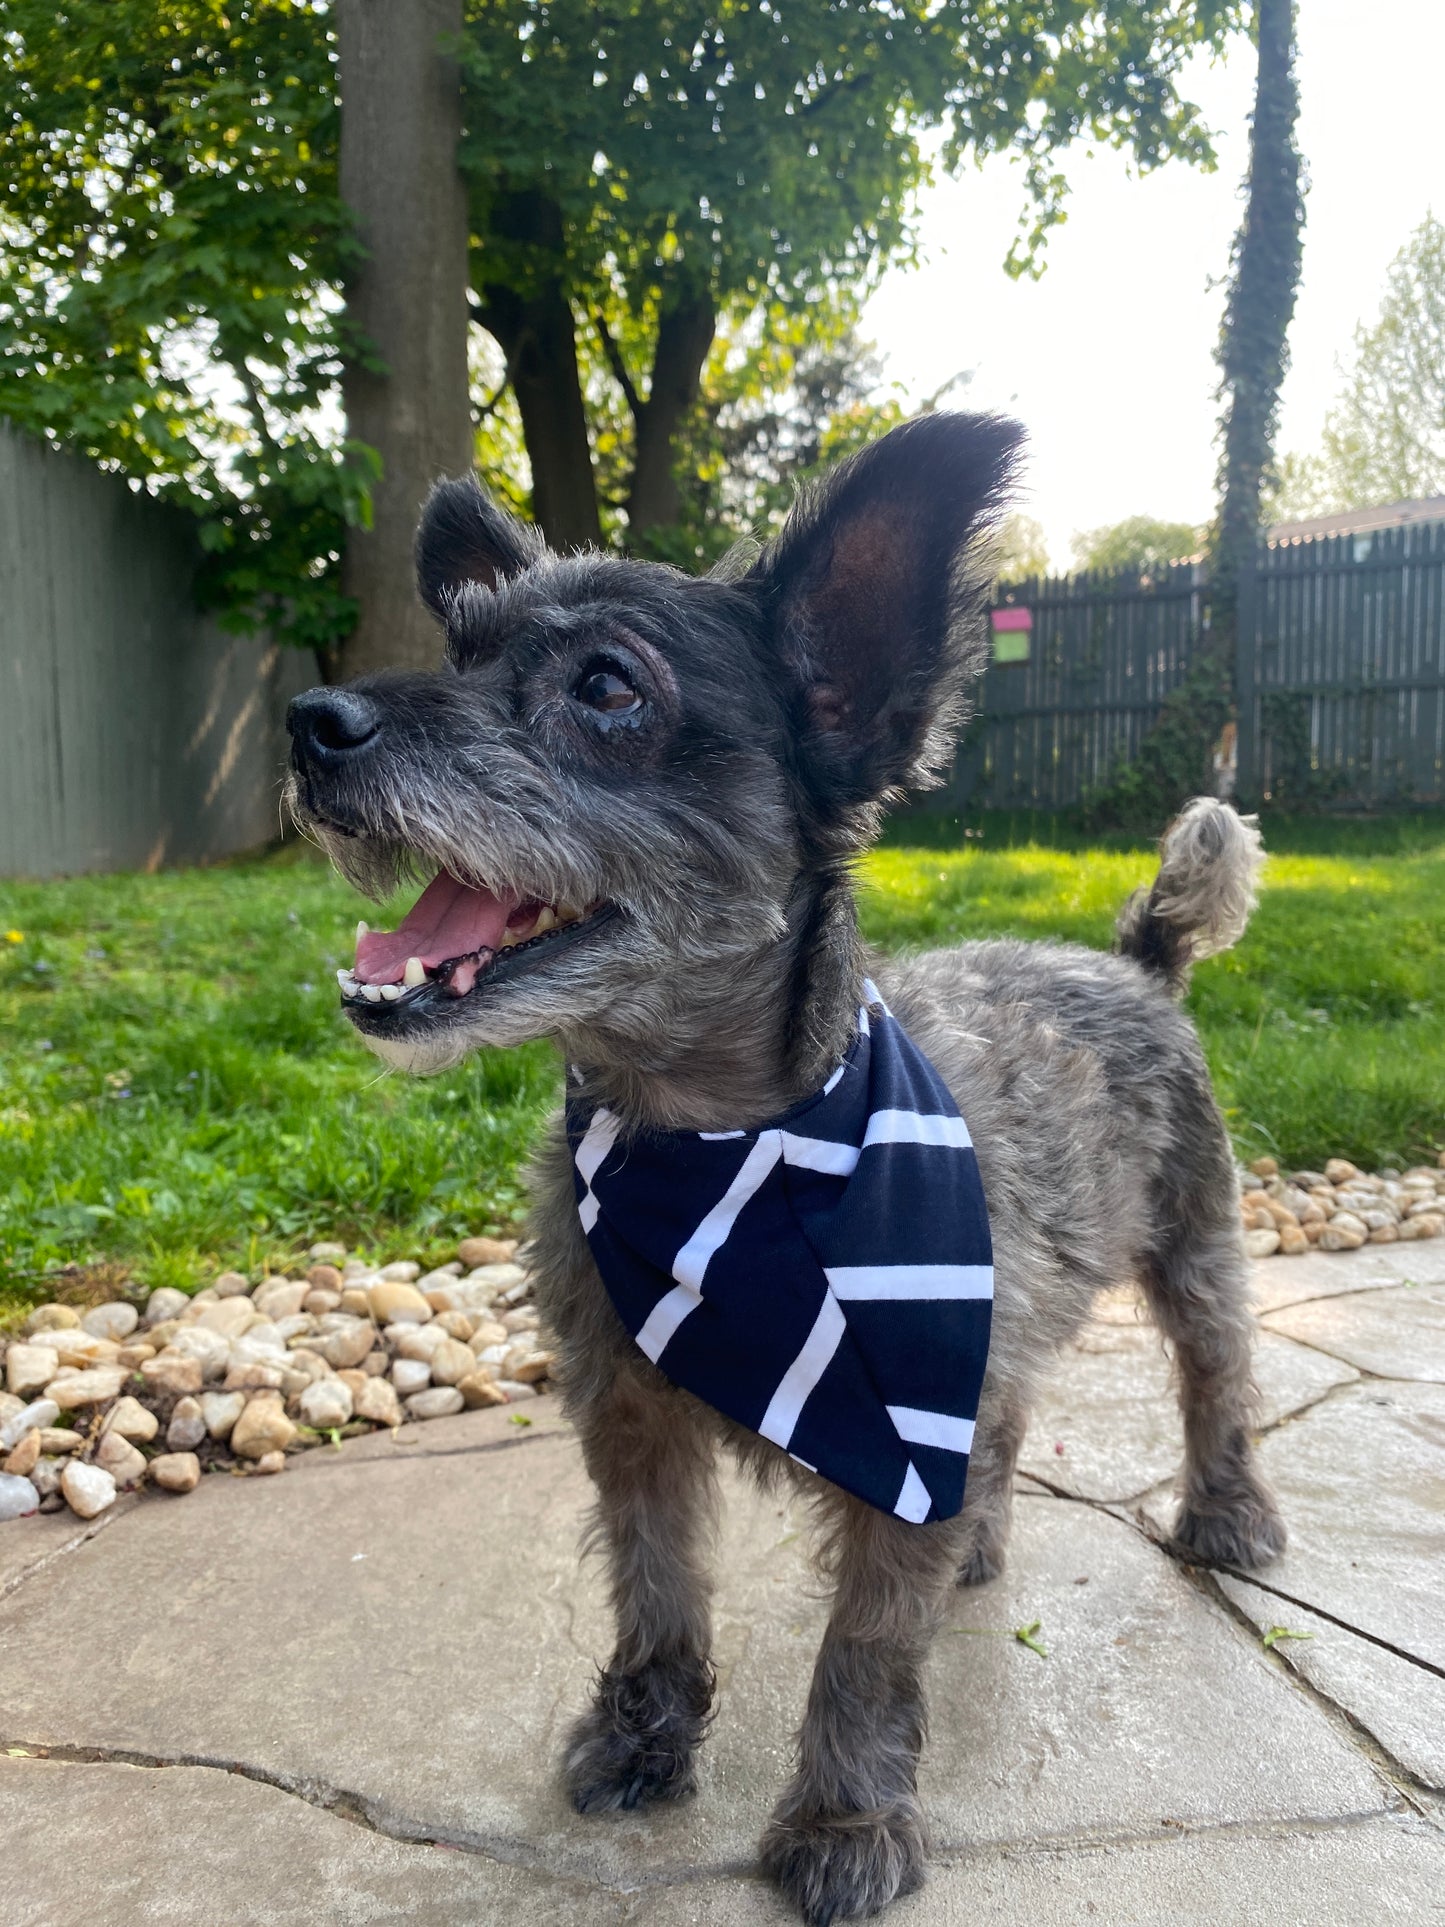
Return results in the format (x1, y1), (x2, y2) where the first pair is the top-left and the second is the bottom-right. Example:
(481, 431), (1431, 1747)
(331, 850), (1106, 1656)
(287, 412), (1021, 1076)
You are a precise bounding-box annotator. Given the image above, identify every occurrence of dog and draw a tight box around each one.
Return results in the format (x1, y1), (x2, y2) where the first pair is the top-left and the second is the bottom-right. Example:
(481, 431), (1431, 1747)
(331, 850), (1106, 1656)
(286, 412), (1285, 1926)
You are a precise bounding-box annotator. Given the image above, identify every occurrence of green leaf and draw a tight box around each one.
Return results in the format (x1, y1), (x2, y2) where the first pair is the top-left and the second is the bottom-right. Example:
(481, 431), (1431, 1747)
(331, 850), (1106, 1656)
(1261, 1625), (1315, 1651)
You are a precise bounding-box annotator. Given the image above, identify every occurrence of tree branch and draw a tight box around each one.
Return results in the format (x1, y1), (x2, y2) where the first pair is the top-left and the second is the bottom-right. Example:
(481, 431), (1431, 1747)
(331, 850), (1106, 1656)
(594, 310), (644, 421)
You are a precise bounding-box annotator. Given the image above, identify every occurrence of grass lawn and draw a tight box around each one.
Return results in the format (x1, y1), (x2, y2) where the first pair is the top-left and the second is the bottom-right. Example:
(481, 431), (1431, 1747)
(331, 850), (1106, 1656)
(2, 814), (1441, 1305)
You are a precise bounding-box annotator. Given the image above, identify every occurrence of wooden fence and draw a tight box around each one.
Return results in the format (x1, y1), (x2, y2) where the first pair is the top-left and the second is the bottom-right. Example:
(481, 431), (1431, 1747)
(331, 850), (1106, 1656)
(947, 520), (1445, 811)
(0, 426), (318, 877)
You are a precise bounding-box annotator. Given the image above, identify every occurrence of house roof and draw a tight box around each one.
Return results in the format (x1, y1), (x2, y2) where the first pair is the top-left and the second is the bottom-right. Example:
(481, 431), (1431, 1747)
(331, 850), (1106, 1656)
(1268, 497), (1445, 543)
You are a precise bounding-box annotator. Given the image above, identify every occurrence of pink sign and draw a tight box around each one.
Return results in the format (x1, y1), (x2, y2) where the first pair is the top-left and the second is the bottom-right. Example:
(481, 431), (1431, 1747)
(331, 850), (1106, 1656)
(991, 607), (1033, 632)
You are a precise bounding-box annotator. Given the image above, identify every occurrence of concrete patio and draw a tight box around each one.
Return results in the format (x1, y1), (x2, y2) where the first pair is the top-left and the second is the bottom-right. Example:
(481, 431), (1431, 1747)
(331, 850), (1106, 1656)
(2, 1243), (1442, 1924)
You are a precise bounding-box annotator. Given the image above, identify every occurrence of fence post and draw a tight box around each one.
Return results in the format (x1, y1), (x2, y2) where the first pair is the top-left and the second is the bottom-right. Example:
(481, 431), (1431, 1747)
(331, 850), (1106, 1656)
(1233, 538), (1260, 803)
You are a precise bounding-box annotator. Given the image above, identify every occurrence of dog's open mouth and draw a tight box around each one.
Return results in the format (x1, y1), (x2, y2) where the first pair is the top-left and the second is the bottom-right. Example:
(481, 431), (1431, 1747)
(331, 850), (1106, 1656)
(336, 870), (612, 1015)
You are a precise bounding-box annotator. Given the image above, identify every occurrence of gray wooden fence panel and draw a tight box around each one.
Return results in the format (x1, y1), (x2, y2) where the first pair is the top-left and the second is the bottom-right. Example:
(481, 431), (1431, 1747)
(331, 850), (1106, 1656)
(945, 526), (1445, 812)
(0, 426), (318, 876)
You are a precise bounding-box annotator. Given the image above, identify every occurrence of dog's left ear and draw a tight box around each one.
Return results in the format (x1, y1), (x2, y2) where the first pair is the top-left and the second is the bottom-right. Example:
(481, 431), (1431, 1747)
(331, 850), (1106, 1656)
(414, 476), (545, 622)
(751, 411), (1023, 805)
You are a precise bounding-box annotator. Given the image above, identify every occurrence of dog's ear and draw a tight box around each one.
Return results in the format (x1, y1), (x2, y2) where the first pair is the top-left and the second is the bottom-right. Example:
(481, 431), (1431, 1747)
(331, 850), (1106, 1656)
(414, 476), (544, 620)
(751, 412), (1023, 806)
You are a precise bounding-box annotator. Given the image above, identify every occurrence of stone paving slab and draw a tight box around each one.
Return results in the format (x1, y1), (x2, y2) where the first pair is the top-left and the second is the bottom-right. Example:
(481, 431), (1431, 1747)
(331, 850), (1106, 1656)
(1219, 1574), (1445, 1791)
(0, 1757), (604, 1927)
(1020, 1325), (1356, 1503)
(1247, 1240), (1445, 1314)
(625, 1816), (1445, 1925)
(0, 1436), (1386, 1892)
(1263, 1284), (1445, 1382)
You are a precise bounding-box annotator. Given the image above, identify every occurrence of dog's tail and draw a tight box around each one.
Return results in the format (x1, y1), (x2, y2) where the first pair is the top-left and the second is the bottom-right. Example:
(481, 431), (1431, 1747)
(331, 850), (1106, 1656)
(1115, 798), (1264, 996)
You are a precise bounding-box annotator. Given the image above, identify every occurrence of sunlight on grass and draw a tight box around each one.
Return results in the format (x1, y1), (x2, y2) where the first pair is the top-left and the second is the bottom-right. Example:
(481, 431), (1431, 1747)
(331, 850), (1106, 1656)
(1, 819), (1440, 1297)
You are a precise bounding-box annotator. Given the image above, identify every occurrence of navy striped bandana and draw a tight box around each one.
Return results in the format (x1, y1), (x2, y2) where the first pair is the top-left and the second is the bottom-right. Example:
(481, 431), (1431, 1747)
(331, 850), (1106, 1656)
(566, 982), (993, 1525)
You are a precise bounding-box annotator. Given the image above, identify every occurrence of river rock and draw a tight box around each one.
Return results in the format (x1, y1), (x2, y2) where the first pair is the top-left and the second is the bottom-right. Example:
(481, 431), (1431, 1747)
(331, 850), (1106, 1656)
(393, 1322), (451, 1362)
(140, 1352), (204, 1397)
(6, 1343), (60, 1399)
(294, 1318), (375, 1371)
(0, 1392), (21, 1425)
(0, 1399), (61, 1451)
(116, 1342), (157, 1369)
(429, 1337), (480, 1387)
(250, 1450), (287, 1475)
(500, 1307), (539, 1334)
(94, 1430), (147, 1487)
(103, 1396), (159, 1443)
(469, 1320), (510, 1349)
(298, 1378), (353, 1429)
(37, 1429), (84, 1454)
(253, 1280), (309, 1321)
(213, 1270), (252, 1297)
(47, 1367), (126, 1410)
(81, 1300), (139, 1342)
(192, 1297), (257, 1338)
(344, 1374), (403, 1426)
(29, 1458), (65, 1499)
(379, 1260), (421, 1282)
(41, 1330), (119, 1370)
(309, 1241), (348, 1263)
(167, 1326), (231, 1380)
(0, 1473), (40, 1520)
(60, 1460), (117, 1519)
(405, 1386), (465, 1420)
(458, 1236), (516, 1268)
(1324, 1158), (1359, 1184)
(390, 1358), (431, 1397)
(306, 1263), (344, 1292)
(503, 1348), (553, 1384)
(25, 1304), (81, 1334)
(3, 1430), (41, 1478)
(458, 1372), (507, 1409)
(144, 1287), (191, 1326)
(339, 1288), (373, 1318)
(303, 1289), (342, 1315)
(495, 1379), (538, 1401)
(231, 1392), (296, 1460)
(368, 1279), (431, 1325)
(431, 1310), (476, 1341)
(200, 1390), (246, 1439)
(167, 1396), (208, 1450)
(151, 1451), (201, 1493)
(223, 1362), (285, 1392)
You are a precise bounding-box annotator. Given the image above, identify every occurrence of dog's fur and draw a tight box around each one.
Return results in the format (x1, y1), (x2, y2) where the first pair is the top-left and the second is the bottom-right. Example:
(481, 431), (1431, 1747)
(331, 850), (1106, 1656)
(286, 413), (1284, 1927)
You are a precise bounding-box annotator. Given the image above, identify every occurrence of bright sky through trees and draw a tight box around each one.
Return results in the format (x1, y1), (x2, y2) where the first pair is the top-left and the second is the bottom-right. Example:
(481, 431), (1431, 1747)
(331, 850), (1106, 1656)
(865, 0), (1445, 566)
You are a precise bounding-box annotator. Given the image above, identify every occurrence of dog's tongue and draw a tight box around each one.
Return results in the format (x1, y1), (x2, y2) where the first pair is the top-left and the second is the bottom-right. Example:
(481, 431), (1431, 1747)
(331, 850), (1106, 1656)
(354, 872), (518, 985)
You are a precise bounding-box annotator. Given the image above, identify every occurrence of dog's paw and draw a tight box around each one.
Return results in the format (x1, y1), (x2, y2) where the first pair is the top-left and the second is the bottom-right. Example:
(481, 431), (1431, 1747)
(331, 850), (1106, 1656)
(1174, 1494), (1287, 1571)
(563, 1660), (712, 1815)
(760, 1803), (927, 1926)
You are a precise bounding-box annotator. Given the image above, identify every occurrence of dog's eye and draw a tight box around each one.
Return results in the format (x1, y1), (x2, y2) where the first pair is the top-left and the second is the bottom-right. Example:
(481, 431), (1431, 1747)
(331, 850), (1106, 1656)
(575, 664), (642, 716)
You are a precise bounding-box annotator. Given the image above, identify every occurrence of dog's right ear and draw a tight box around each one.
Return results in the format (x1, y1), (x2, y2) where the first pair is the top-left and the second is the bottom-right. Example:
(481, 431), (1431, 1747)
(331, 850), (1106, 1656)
(414, 477), (544, 620)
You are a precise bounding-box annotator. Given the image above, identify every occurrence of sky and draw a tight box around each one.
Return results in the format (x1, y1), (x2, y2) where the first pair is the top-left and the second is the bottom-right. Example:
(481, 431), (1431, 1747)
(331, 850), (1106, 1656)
(863, 0), (1445, 568)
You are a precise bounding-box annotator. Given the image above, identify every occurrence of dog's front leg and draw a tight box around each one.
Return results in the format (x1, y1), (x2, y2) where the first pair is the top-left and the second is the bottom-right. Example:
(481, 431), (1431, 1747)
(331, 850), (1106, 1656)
(762, 1494), (961, 1925)
(564, 1365), (719, 1813)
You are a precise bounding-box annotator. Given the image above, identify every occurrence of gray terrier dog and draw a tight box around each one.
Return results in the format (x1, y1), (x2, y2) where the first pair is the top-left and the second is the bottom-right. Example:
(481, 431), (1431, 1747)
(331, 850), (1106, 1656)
(287, 413), (1284, 1926)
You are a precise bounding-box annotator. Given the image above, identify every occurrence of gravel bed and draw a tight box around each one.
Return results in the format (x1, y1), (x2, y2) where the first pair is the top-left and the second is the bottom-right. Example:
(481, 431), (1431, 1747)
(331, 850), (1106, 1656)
(1237, 1153), (1445, 1256)
(0, 1236), (552, 1523)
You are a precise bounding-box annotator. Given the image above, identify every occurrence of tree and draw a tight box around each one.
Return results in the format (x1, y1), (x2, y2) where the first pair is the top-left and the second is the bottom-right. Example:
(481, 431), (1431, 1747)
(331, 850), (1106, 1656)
(0, 0), (1249, 651)
(460, 0), (1250, 550)
(336, 0), (473, 676)
(1271, 213), (1445, 517)
(995, 514), (1052, 581)
(1212, 0), (1305, 673)
(0, 0), (366, 652)
(1072, 515), (1201, 573)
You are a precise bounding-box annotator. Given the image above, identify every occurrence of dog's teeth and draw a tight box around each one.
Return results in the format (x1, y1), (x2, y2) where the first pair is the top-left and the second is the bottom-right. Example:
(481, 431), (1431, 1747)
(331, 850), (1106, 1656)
(499, 930), (519, 948)
(356, 921), (369, 944)
(336, 968), (353, 988)
(379, 983), (402, 1001)
(556, 900), (582, 924)
(533, 905), (557, 934)
(361, 983), (383, 1003)
(402, 956), (426, 988)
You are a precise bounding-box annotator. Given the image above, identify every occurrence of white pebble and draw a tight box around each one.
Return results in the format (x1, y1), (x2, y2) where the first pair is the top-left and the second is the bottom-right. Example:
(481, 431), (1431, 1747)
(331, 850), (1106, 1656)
(0, 1399), (61, 1452)
(60, 1460), (117, 1519)
(0, 1473), (40, 1521)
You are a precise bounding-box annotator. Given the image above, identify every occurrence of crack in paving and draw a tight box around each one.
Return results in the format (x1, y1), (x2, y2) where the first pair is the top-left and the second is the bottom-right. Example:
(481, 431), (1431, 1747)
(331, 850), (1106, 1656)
(0, 1498), (136, 1606)
(3, 1734), (1422, 1892)
(291, 1423), (568, 1474)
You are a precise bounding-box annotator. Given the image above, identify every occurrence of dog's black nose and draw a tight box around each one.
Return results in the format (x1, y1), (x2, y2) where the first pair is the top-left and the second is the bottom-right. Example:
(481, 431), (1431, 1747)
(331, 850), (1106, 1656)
(287, 687), (381, 766)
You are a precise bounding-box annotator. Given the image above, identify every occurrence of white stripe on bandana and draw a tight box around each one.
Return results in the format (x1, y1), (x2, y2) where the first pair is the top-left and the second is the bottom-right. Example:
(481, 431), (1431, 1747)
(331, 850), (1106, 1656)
(567, 982), (994, 1525)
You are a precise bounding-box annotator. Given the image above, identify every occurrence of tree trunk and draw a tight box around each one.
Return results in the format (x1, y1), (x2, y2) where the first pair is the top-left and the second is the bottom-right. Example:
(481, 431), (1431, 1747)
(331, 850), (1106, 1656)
(1213, 0), (1305, 793)
(475, 191), (601, 551)
(626, 284), (717, 546)
(336, 0), (473, 680)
